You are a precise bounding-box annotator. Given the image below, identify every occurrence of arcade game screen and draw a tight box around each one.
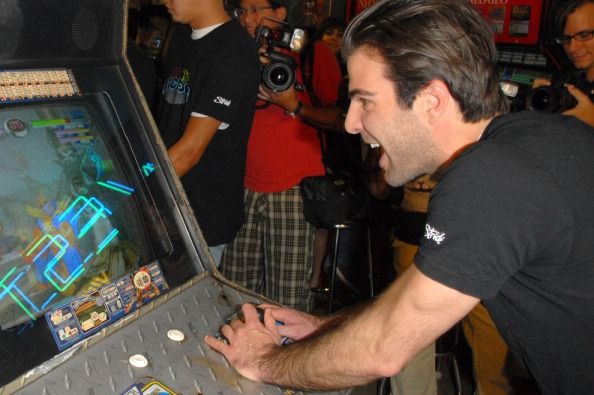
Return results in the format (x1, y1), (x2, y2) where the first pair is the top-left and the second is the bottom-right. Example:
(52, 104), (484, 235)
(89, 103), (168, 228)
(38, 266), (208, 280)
(0, 93), (171, 351)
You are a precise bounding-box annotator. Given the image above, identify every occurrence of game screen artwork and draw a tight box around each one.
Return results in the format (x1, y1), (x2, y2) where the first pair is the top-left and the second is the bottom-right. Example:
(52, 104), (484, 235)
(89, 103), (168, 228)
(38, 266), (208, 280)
(0, 94), (168, 344)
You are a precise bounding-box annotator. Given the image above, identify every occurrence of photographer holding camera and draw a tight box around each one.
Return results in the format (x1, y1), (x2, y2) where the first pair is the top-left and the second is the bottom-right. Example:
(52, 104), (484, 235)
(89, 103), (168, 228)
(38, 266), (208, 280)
(531, 0), (594, 127)
(220, 0), (344, 312)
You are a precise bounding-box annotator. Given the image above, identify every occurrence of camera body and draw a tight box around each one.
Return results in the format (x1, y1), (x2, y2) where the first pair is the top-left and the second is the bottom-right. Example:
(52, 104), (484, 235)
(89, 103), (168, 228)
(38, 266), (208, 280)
(525, 80), (577, 113)
(524, 71), (594, 113)
(255, 20), (306, 92)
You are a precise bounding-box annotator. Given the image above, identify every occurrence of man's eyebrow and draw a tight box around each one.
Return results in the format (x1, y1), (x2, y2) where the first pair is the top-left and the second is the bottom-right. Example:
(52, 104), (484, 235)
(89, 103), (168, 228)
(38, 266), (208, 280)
(348, 88), (375, 99)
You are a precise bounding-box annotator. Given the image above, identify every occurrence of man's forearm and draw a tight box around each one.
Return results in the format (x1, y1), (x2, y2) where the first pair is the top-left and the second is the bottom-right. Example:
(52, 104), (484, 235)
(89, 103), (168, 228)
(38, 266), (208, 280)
(251, 268), (478, 390)
(259, 303), (384, 390)
(255, 293), (417, 390)
(207, 267), (477, 390)
(294, 103), (345, 132)
(316, 303), (368, 333)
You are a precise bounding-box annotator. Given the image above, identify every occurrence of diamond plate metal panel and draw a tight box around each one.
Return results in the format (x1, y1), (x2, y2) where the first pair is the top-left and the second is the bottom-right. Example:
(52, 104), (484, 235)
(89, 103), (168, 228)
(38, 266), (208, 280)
(5, 275), (343, 395)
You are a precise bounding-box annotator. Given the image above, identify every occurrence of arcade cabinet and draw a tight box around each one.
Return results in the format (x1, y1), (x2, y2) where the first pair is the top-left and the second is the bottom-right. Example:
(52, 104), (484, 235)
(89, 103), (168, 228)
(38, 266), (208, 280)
(0, 1), (338, 394)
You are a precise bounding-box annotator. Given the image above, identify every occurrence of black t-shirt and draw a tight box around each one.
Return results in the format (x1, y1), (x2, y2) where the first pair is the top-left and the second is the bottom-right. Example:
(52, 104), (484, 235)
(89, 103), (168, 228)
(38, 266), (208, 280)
(157, 21), (259, 245)
(415, 111), (594, 395)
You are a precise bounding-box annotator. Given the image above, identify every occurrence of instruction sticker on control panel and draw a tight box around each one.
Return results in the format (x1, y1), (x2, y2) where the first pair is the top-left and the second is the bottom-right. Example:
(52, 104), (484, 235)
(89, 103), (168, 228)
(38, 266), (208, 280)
(46, 262), (169, 350)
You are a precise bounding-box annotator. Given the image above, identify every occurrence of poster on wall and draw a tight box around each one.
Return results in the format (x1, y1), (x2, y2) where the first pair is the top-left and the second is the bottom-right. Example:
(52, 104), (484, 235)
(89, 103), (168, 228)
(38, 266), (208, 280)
(346, 0), (543, 46)
(470, 0), (543, 45)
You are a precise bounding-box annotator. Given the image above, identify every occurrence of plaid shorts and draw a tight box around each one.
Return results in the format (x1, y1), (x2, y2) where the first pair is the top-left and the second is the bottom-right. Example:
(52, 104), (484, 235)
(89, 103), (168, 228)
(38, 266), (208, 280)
(220, 185), (314, 312)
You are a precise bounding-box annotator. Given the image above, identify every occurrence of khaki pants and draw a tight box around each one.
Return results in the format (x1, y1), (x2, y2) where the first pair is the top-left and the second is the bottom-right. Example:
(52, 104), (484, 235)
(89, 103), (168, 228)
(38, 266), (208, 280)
(390, 342), (437, 395)
(390, 239), (437, 395)
(463, 303), (513, 395)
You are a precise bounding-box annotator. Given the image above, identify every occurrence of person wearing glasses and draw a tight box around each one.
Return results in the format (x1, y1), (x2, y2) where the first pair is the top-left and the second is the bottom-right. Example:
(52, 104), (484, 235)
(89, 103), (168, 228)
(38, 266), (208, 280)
(532, 0), (594, 127)
(156, 0), (260, 264)
(206, 1), (594, 394)
(220, 0), (344, 313)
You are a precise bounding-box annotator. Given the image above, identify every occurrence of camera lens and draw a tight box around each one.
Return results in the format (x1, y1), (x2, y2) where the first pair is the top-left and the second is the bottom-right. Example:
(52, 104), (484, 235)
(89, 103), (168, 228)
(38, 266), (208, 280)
(528, 87), (556, 112)
(262, 61), (295, 92)
(526, 86), (578, 113)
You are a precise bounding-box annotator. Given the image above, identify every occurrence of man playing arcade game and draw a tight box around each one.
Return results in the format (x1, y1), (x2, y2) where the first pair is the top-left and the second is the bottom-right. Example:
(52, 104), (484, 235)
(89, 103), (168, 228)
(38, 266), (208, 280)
(205, 1), (594, 394)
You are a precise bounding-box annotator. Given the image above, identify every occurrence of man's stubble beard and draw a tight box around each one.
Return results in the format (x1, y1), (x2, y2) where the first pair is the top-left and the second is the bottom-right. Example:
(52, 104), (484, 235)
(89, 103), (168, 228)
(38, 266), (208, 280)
(383, 112), (442, 188)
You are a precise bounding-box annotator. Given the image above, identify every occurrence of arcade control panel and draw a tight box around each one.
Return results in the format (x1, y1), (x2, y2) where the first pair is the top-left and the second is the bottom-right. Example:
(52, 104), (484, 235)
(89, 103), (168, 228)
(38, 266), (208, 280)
(2, 275), (307, 395)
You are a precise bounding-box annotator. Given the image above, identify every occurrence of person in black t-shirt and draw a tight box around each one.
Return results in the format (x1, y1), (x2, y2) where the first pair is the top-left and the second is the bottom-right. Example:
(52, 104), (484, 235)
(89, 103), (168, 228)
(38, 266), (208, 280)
(156, 0), (260, 264)
(204, 2), (594, 394)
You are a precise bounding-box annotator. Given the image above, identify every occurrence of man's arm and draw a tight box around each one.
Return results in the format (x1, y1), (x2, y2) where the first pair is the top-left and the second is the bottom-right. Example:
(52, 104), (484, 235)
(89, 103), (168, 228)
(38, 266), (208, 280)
(206, 265), (479, 390)
(259, 85), (344, 132)
(167, 115), (222, 177)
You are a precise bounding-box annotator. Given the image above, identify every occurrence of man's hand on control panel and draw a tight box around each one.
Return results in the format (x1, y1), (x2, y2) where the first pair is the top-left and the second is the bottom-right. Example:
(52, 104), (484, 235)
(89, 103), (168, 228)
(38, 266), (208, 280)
(204, 303), (326, 382)
(205, 303), (282, 382)
(258, 303), (326, 341)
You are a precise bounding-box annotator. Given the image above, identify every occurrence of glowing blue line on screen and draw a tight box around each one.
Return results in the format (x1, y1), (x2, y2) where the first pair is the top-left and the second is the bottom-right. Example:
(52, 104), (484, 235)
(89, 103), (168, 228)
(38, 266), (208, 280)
(96, 181), (133, 196)
(57, 196), (112, 239)
(97, 229), (119, 254)
(47, 263), (84, 285)
(0, 193), (126, 320)
(45, 264), (85, 292)
(142, 162), (156, 177)
(13, 285), (40, 313)
(30, 234), (68, 268)
(48, 267), (71, 284)
(106, 180), (134, 193)
(79, 148), (104, 181)
(76, 198), (111, 238)
(0, 267), (20, 301)
(6, 271), (26, 291)
(0, 269), (35, 320)
(41, 292), (59, 310)
(39, 237), (83, 291)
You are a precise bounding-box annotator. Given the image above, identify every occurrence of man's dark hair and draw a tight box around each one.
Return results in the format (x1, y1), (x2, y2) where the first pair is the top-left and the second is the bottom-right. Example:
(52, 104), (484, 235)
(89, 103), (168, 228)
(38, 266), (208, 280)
(342, 0), (508, 123)
(554, 0), (594, 39)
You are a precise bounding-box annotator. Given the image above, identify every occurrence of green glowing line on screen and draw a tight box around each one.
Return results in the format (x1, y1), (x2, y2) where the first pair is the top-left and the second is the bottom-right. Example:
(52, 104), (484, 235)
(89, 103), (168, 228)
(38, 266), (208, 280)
(0, 285), (35, 320)
(31, 118), (70, 128)
(0, 266), (17, 288)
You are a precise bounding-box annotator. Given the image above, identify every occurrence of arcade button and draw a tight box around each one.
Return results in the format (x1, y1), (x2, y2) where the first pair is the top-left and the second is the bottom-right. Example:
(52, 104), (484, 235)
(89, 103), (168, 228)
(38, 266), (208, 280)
(166, 328), (185, 342)
(128, 353), (149, 368)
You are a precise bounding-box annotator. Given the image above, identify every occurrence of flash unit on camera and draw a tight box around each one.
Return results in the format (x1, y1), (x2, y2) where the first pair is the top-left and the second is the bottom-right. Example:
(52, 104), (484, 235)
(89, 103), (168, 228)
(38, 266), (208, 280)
(290, 29), (307, 53)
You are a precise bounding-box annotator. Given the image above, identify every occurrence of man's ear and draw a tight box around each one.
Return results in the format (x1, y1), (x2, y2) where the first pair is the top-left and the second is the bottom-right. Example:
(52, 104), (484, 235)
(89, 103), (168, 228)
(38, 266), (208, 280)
(418, 80), (450, 123)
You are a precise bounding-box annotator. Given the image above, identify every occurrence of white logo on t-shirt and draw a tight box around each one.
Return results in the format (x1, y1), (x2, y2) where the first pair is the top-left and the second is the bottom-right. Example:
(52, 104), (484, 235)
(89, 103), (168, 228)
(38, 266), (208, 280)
(425, 224), (446, 245)
(214, 96), (231, 106)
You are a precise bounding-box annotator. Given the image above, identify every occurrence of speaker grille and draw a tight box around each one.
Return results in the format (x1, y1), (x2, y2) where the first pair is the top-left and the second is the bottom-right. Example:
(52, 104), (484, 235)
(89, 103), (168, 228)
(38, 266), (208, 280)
(72, 9), (99, 51)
